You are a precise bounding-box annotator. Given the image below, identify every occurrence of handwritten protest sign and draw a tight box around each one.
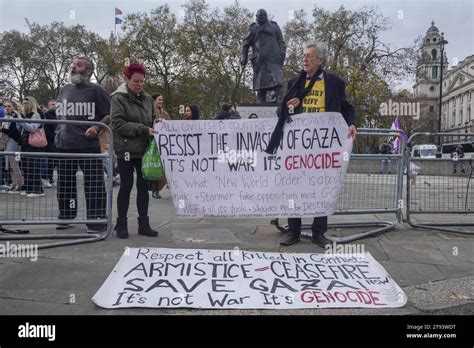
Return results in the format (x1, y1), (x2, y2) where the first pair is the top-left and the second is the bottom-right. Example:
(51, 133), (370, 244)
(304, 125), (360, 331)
(93, 248), (407, 309)
(154, 112), (353, 218)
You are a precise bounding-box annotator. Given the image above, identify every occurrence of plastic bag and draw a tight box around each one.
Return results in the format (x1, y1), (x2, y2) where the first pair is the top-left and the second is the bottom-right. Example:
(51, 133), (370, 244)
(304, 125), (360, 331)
(142, 138), (165, 180)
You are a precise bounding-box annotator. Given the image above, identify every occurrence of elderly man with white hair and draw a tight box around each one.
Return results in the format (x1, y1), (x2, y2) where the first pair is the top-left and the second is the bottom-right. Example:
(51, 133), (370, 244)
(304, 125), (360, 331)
(266, 41), (357, 247)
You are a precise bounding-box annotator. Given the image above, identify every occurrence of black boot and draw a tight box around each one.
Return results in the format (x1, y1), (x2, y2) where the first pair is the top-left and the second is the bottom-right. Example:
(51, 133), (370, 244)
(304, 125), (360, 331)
(138, 216), (158, 237)
(115, 217), (129, 239)
(280, 230), (301, 246)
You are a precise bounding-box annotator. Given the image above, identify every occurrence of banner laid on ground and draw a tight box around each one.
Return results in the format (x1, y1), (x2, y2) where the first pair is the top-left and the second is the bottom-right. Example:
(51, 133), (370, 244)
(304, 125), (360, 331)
(92, 248), (407, 309)
(154, 113), (353, 218)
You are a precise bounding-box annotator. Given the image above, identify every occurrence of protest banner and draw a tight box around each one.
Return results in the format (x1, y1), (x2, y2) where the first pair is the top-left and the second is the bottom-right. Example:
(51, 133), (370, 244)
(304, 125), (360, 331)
(93, 248), (407, 309)
(154, 112), (353, 218)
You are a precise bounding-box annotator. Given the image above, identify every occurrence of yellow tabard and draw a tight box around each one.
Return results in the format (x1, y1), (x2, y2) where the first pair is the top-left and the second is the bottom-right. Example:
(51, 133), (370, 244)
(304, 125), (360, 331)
(302, 79), (325, 113)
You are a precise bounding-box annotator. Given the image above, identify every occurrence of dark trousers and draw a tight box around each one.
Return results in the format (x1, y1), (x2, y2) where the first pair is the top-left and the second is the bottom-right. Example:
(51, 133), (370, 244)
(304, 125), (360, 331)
(288, 216), (328, 236)
(117, 158), (149, 218)
(24, 156), (43, 194)
(46, 158), (57, 180)
(57, 147), (106, 221)
(46, 145), (58, 180)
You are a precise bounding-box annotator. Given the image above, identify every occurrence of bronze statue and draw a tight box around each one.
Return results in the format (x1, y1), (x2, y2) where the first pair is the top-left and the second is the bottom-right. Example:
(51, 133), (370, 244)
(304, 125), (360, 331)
(241, 9), (286, 104)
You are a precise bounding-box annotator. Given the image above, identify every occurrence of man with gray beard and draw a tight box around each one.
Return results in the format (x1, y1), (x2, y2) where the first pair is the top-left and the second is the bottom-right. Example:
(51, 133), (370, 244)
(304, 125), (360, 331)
(55, 57), (110, 232)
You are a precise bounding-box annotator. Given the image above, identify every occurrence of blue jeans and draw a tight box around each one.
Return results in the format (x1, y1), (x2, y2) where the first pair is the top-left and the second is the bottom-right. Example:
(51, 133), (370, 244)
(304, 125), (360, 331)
(39, 158), (48, 179)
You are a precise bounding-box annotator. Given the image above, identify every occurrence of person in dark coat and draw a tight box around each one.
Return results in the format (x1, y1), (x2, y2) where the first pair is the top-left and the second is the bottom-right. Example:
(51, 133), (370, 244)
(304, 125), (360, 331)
(41, 100), (58, 187)
(55, 57), (110, 232)
(265, 41), (357, 248)
(111, 62), (159, 239)
(149, 93), (170, 199)
(451, 144), (465, 174)
(214, 103), (232, 120)
(229, 103), (241, 119)
(184, 104), (200, 120)
(241, 9), (286, 104)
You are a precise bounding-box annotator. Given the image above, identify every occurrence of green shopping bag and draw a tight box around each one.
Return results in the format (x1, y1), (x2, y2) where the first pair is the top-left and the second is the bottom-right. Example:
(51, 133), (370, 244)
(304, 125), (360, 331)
(142, 139), (165, 180)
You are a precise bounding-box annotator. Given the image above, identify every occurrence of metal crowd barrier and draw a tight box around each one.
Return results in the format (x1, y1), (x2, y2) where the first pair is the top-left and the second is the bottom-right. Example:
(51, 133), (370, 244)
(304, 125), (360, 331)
(406, 132), (474, 235)
(0, 118), (114, 251)
(274, 128), (406, 242)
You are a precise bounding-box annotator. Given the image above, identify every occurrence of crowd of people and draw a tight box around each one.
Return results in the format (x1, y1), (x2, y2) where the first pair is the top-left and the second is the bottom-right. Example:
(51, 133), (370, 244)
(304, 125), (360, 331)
(0, 98), (58, 197)
(0, 57), (224, 238)
(0, 40), (359, 247)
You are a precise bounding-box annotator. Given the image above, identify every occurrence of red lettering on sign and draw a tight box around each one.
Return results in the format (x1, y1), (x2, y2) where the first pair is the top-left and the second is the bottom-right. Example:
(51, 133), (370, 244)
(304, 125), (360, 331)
(299, 290), (387, 306)
(284, 152), (342, 171)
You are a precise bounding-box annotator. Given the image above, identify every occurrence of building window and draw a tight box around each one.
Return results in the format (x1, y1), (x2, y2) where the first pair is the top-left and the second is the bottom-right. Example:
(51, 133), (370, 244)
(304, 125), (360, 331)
(429, 105), (434, 112)
(430, 86), (435, 92)
(431, 49), (437, 60)
(432, 66), (438, 79)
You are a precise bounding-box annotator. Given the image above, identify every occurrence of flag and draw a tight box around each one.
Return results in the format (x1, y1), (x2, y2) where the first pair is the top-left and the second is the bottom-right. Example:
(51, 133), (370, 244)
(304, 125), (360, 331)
(115, 17), (123, 25)
(115, 7), (122, 15)
(390, 115), (408, 154)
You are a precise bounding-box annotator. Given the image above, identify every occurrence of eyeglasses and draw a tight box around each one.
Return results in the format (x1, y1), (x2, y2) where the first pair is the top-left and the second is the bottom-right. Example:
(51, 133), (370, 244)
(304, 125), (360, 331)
(303, 54), (318, 60)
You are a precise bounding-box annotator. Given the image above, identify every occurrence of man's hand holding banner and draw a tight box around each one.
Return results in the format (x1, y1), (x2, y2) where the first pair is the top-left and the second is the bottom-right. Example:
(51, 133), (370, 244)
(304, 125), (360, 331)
(154, 113), (353, 218)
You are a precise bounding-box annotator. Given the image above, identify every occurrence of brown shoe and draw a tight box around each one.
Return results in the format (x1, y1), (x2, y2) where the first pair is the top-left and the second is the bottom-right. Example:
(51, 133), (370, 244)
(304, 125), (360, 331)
(311, 233), (330, 248)
(280, 231), (301, 246)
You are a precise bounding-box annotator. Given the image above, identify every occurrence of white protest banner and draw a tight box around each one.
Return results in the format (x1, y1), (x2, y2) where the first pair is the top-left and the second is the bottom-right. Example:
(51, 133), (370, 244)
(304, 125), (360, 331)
(92, 248), (407, 309)
(154, 112), (352, 218)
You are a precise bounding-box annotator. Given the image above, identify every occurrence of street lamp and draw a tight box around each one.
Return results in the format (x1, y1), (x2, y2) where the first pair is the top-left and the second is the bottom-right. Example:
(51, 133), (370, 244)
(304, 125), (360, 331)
(438, 32), (448, 133)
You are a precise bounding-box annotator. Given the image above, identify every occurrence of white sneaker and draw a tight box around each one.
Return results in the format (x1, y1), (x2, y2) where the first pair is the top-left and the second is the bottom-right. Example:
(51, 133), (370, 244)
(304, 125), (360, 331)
(0, 184), (12, 190)
(42, 179), (53, 188)
(8, 187), (21, 194)
(20, 191), (27, 196)
(26, 193), (45, 197)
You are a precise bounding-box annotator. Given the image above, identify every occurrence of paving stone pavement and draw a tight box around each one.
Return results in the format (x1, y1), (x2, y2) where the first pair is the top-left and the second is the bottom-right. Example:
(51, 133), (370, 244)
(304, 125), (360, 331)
(0, 187), (472, 315)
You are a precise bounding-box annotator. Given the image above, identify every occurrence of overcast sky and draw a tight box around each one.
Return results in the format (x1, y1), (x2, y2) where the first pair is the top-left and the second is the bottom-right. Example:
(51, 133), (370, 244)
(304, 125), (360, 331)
(1, 0), (473, 90)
